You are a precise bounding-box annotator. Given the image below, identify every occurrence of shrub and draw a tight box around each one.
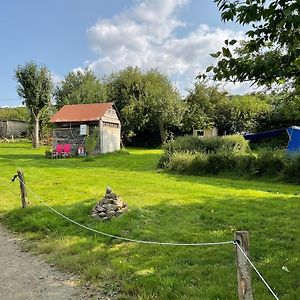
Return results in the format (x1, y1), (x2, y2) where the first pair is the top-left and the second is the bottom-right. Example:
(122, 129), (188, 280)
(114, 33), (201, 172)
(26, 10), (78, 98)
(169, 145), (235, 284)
(162, 134), (248, 156)
(163, 135), (202, 154)
(157, 150), (173, 168)
(44, 149), (52, 159)
(206, 152), (237, 174)
(282, 156), (300, 183)
(222, 135), (249, 153)
(256, 150), (287, 176)
(166, 151), (195, 172)
(158, 134), (300, 183)
(189, 152), (209, 175)
(85, 128), (99, 156)
(235, 153), (259, 176)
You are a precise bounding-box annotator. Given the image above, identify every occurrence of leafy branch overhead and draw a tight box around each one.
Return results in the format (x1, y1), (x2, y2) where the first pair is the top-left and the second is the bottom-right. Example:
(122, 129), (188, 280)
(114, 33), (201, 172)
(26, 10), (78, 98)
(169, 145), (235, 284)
(199, 0), (300, 89)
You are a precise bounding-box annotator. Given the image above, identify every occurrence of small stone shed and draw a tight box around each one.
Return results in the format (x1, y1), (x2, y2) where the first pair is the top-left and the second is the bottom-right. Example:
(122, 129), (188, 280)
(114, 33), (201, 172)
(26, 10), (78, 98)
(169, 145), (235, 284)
(0, 120), (28, 138)
(50, 103), (121, 155)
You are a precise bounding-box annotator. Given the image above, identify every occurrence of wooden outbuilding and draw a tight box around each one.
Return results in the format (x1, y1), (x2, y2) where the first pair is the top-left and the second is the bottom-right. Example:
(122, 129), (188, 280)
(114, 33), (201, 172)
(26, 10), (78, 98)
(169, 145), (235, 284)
(0, 120), (28, 138)
(50, 103), (121, 155)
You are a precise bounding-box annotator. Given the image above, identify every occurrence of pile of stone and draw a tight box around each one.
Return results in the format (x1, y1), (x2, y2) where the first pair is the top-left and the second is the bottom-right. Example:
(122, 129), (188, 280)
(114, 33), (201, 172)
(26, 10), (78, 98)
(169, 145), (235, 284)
(91, 187), (128, 220)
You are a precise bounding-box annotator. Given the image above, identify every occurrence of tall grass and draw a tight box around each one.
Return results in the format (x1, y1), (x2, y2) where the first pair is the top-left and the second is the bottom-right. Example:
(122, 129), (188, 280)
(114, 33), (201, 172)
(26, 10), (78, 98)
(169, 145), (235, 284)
(160, 135), (300, 182)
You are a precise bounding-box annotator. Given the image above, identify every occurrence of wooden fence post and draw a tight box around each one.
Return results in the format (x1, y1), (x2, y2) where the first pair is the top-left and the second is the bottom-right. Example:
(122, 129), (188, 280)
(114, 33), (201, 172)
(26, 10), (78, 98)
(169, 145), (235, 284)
(235, 231), (253, 300)
(17, 170), (27, 208)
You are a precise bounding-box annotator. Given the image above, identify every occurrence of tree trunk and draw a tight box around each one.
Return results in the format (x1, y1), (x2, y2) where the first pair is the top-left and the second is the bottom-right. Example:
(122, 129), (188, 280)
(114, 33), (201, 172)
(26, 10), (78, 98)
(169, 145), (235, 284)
(33, 117), (40, 148)
(159, 121), (167, 145)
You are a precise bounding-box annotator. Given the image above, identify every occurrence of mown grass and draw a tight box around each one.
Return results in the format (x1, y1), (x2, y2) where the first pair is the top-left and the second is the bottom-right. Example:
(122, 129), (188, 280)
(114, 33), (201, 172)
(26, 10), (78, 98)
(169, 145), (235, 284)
(0, 142), (299, 299)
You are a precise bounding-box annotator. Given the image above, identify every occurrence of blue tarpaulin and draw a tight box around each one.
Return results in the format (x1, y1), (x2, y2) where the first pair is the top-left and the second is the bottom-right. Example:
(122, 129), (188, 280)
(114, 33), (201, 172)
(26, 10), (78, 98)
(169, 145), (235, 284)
(244, 126), (300, 155)
(244, 128), (286, 141)
(286, 126), (300, 153)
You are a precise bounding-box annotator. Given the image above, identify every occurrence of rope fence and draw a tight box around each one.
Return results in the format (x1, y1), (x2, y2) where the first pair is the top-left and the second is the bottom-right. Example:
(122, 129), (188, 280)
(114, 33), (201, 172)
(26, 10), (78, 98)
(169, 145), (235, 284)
(0, 174), (280, 299)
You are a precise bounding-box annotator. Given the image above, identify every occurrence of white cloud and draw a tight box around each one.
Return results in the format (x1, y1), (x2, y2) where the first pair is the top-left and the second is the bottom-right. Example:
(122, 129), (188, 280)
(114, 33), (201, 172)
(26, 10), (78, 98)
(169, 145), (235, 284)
(85, 0), (251, 95)
(51, 71), (63, 87)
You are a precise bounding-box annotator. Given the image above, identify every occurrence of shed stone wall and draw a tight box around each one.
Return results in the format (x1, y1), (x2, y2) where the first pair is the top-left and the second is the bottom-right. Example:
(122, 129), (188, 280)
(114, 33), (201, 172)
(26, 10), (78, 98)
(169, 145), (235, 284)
(52, 122), (99, 155)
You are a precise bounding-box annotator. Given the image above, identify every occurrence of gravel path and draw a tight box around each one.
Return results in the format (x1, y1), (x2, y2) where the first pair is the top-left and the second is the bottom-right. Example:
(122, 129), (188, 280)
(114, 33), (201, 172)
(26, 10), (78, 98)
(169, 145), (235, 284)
(0, 223), (110, 300)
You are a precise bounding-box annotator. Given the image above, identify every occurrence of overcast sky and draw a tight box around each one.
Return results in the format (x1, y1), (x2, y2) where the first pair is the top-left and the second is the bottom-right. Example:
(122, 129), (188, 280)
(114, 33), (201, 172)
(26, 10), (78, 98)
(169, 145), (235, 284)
(0, 0), (255, 107)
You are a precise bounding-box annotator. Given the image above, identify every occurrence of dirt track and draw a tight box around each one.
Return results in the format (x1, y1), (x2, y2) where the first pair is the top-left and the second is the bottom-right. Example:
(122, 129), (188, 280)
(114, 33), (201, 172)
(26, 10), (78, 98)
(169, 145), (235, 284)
(0, 223), (110, 300)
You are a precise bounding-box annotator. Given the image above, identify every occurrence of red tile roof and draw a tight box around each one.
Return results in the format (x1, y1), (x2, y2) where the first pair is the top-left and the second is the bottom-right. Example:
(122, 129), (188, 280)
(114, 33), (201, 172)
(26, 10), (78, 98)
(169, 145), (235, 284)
(50, 103), (114, 123)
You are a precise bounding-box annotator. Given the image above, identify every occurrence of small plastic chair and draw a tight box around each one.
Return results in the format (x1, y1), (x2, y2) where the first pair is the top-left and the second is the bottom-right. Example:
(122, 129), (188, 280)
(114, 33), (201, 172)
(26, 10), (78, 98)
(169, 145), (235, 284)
(62, 144), (72, 158)
(52, 144), (63, 158)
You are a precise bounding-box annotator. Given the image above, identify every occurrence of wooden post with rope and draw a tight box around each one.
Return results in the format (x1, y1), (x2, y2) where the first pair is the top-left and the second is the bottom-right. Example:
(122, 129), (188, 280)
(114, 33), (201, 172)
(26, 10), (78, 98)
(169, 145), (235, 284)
(235, 231), (253, 300)
(17, 170), (27, 208)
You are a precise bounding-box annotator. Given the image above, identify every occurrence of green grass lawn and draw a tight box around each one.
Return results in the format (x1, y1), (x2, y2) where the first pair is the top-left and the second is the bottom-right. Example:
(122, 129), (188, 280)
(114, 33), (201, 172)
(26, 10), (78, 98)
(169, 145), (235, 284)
(0, 142), (299, 299)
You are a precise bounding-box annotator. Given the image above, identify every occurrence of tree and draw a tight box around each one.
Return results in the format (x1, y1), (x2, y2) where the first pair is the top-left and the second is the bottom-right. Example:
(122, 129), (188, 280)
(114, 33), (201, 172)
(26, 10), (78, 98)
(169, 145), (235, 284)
(201, 0), (300, 90)
(182, 82), (228, 133)
(0, 107), (29, 121)
(143, 70), (185, 144)
(106, 67), (185, 145)
(257, 92), (300, 131)
(54, 69), (107, 108)
(182, 82), (270, 135)
(15, 62), (53, 147)
(215, 94), (270, 134)
(106, 67), (146, 138)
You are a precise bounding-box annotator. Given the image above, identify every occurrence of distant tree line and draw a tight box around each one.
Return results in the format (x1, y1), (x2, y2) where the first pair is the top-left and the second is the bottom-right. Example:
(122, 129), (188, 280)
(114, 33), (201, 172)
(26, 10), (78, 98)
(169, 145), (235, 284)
(12, 62), (300, 148)
(0, 107), (29, 121)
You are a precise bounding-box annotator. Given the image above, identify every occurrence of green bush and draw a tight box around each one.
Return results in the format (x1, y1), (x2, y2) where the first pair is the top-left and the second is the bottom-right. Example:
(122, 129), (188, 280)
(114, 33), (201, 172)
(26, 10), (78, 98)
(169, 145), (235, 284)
(44, 149), (52, 159)
(282, 156), (300, 183)
(163, 135), (202, 153)
(206, 152), (237, 174)
(235, 153), (259, 176)
(222, 135), (250, 153)
(189, 152), (209, 175)
(166, 151), (195, 172)
(256, 150), (287, 176)
(157, 150), (173, 168)
(158, 134), (300, 183)
(162, 134), (248, 156)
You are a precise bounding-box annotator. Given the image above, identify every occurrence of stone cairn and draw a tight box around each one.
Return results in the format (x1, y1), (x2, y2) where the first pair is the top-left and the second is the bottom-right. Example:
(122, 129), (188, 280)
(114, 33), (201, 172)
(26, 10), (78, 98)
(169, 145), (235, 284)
(91, 187), (128, 220)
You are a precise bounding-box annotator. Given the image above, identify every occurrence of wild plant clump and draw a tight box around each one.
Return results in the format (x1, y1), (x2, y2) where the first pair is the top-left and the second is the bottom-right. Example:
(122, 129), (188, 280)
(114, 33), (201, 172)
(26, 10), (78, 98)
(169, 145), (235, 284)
(158, 134), (248, 168)
(159, 134), (300, 182)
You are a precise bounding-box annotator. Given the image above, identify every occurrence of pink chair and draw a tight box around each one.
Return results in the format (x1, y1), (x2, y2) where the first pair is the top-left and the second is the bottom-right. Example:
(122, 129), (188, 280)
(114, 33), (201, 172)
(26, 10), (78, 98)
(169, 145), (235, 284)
(52, 144), (63, 158)
(62, 144), (72, 158)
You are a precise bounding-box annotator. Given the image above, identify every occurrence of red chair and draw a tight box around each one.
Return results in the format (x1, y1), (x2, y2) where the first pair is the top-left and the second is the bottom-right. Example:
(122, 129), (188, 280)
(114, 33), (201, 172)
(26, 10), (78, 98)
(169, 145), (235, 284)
(62, 144), (72, 158)
(52, 144), (63, 158)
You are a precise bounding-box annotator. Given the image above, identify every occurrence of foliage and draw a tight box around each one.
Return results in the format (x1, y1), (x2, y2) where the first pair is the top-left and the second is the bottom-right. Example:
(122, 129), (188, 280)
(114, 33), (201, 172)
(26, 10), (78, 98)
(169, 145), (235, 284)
(283, 156), (300, 183)
(143, 70), (185, 144)
(159, 135), (248, 168)
(44, 149), (52, 159)
(54, 69), (107, 109)
(182, 81), (228, 133)
(15, 62), (53, 148)
(0, 107), (29, 121)
(163, 134), (248, 154)
(166, 151), (196, 172)
(39, 105), (56, 145)
(85, 127), (99, 157)
(182, 82), (270, 135)
(106, 67), (185, 145)
(217, 94), (271, 134)
(201, 0), (300, 90)
(257, 92), (300, 131)
(0, 143), (300, 299)
(163, 146), (296, 183)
